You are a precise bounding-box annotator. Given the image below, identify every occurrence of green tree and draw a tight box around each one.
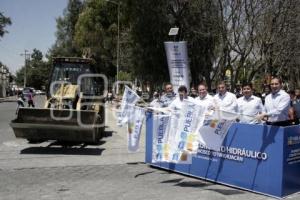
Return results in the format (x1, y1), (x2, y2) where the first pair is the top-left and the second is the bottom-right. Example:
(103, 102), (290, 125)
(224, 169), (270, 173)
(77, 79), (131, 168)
(125, 0), (170, 86)
(0, 12), (11, 38)
(74, 0), (123, 77)
(16, 49), (51, 89)
(126, 0), (221, 90)
(169, 0), (221, 90)
(49, 0), (83, 57)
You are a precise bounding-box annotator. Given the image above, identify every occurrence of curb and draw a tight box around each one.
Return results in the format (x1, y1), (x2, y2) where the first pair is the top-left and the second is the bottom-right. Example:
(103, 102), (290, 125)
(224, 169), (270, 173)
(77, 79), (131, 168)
(0, 96), (18, 103)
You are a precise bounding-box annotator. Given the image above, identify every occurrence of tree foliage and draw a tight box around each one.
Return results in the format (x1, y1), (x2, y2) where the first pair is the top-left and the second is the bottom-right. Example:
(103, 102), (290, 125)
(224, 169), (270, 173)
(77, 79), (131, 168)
(49, 0), (83, 57)
(16, 49), (51, 89)
(74, 0), (120, 77)
(0, 12), (11, 38)
(125, 0), (170, 85)
(14, 0), (298, 90)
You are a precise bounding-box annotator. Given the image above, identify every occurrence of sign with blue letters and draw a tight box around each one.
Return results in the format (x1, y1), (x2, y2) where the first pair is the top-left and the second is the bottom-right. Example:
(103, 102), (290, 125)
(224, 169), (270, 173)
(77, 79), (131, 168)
(145, 112), (300, 198)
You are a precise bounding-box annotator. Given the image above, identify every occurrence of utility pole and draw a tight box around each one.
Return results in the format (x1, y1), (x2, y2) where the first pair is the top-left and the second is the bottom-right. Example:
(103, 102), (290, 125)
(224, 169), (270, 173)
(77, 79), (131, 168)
(20, 50), (30, 88)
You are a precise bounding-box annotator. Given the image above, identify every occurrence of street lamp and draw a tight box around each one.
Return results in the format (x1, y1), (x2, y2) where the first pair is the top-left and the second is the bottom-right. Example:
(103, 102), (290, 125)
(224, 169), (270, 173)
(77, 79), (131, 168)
(0, 65), (7, 97)
(20, 49), (31, 88)
(105, 0), (120, 94)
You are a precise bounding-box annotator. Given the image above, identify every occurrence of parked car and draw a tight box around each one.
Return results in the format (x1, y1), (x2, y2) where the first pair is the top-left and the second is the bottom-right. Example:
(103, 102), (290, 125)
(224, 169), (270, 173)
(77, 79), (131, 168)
(22, 87), (36, 97)
(35, 90), (45, 95)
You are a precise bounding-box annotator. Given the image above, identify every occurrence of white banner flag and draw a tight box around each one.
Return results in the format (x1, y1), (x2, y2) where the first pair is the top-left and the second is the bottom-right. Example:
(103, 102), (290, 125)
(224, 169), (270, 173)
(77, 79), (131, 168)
(164, 41), (191, 93)
(198, 110), (237, 151)
(127, 106), (145, 152)
(169, 100), (206, 163)
(117, 85), (141, 126)
(152, 114), (171, 162)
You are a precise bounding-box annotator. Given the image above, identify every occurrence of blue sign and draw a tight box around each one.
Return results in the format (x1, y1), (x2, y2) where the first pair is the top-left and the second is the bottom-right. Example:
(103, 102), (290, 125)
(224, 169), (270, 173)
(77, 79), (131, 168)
(145, 112), (300, 198)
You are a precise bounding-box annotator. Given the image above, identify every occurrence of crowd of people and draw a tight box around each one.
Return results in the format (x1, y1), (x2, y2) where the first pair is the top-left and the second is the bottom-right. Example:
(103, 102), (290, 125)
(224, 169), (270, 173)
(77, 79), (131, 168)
(149, 77), (300, 126)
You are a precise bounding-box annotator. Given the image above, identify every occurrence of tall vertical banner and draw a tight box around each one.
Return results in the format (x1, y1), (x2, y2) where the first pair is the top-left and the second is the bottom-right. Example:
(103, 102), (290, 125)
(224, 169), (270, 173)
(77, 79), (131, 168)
(164, 41), (191, 93)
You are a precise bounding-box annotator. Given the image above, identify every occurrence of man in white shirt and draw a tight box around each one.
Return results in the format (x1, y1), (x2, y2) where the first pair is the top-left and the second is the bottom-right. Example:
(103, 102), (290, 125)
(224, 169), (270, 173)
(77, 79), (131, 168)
(168, 85), (194, 112)
(195, 83), (214, 110)
(256, 77), (291, 126)
(214, 81), (238, 113)
(237, 82), (265, 124)
(159, 83), (176, 107)
(149, 91), (160, 108)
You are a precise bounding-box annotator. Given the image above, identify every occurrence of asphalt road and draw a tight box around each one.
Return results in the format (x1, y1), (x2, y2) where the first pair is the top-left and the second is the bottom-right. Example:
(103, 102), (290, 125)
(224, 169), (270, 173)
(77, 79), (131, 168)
(0, 97), (299, 200)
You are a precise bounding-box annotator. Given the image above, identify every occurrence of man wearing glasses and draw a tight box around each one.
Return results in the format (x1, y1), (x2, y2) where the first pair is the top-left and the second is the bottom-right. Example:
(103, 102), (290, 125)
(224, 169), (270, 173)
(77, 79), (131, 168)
(159, 83), (176, 107)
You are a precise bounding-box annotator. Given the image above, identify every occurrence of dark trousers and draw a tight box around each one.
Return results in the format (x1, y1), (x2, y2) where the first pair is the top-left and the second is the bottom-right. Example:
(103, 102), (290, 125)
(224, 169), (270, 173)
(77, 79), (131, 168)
(28, 100), (35, 107)
(266, 120), (293, 127)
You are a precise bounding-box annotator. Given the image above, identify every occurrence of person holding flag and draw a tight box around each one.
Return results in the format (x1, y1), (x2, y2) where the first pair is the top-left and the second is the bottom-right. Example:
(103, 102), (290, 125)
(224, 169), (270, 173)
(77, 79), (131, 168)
(256, 77), (291, 126)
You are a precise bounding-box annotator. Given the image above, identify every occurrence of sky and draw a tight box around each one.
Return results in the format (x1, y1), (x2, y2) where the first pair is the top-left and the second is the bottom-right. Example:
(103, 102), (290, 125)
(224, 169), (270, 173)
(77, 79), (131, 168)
(0, 0), (68, 75)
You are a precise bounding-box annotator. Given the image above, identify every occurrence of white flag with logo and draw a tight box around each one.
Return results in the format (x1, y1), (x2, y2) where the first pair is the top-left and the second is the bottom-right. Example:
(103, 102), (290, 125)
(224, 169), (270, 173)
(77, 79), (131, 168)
(127, 106), (145, 152)
(117, 85), (141, 126)
(169, 99), (206, 163)
(152, 114), (171, 162)
(198, 109), (236, 151)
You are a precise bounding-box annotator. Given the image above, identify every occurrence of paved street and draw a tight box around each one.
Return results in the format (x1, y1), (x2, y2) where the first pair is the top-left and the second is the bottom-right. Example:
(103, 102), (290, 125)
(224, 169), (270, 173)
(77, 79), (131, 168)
(0, 97), (299, 200)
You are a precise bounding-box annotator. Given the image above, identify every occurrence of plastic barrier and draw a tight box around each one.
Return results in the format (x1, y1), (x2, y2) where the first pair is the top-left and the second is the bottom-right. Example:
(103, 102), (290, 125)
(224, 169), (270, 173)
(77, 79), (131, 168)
(145, 112), (300, 198)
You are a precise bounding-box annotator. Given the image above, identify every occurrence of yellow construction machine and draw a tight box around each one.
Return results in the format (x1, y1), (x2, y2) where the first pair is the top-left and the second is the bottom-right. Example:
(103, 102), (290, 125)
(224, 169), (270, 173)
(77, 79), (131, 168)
(10, 57), (106, 143)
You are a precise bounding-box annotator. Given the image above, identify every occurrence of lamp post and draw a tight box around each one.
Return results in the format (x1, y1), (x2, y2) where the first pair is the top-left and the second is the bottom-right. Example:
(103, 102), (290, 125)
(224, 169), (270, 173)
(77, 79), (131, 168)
(105, 0), (120, 94)
(0, 65), (7, 97)
(0, 66), (3, 97)
(20, 49), (31, 88)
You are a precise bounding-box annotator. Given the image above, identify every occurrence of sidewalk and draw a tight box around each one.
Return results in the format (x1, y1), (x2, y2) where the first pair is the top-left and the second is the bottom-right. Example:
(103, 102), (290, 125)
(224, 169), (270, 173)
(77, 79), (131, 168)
(0, 95), (17, 103)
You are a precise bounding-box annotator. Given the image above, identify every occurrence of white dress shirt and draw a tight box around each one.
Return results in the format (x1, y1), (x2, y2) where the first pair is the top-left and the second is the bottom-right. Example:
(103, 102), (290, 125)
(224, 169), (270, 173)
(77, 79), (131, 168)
(195, 94), (214, 110)
(237, 95), (265, 124)
(264, 90), (290, 122)
(168, 96), (195, 112)
(214, 91), (238, 113)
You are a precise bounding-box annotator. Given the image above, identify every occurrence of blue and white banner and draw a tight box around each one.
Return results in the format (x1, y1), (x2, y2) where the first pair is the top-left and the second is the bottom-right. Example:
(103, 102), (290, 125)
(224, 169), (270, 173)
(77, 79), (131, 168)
(170, 100), (206, 163)
(152, 114), (171, 162)
(164, 41), (191, 93)
(127, 106), (145, 152)
(117, 85), (141, 126)
(198, 109), (236, 151)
